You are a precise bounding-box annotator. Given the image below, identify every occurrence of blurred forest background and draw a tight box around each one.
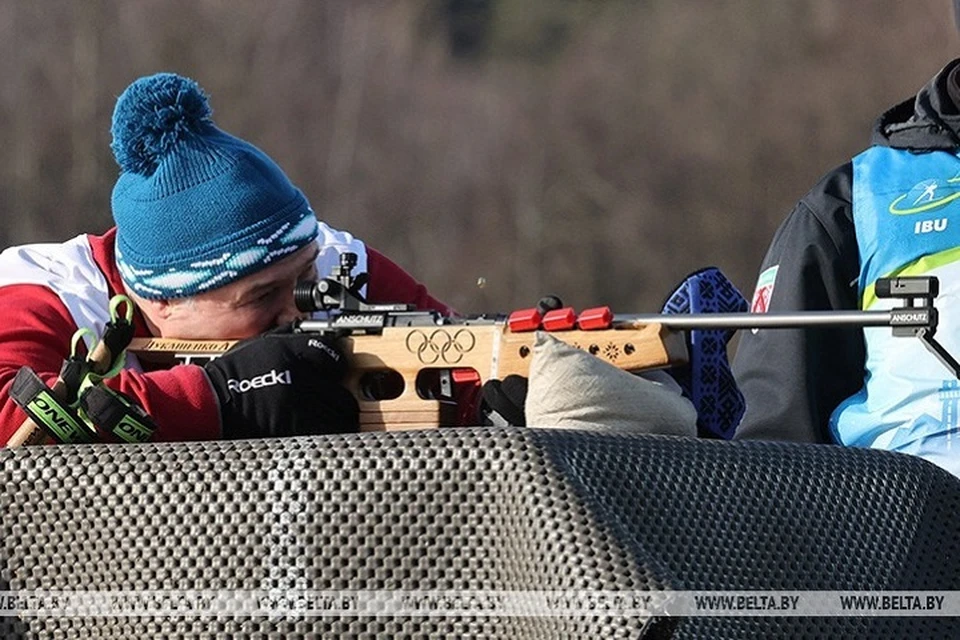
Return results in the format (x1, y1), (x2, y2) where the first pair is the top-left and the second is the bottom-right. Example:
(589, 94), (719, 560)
(0, 0), (957, 313)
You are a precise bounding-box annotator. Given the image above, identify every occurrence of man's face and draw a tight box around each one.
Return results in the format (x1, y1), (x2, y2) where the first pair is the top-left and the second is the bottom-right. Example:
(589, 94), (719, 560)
(158, 243), (319, 339)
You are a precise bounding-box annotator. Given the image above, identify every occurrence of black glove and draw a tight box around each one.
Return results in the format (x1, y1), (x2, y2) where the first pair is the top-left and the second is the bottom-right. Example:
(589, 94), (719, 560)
(204, 333), (359, 439)
(478, 375), (528, 426)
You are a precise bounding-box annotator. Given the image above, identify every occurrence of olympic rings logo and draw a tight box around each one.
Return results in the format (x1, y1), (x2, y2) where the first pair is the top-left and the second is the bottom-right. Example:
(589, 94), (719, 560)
(405, 329), (477, 364)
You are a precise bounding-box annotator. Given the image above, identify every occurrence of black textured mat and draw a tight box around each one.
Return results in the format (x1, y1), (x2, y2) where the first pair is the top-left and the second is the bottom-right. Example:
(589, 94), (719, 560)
(1, 428), (958, 639)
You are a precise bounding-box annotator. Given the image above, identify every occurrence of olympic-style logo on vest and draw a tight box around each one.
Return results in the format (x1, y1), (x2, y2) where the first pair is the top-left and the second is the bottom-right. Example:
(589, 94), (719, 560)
(888, 176), (960, 215)
(405, 329), (476, 364)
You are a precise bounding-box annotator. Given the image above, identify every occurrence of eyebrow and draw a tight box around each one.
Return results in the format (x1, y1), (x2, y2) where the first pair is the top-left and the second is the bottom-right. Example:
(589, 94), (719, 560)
(241, 281), (282, 303)
(240, 246), (319, 303)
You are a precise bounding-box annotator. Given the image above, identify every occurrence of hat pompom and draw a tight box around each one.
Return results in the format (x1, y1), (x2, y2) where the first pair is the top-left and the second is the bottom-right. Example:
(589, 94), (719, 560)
(111, 73), (213, 176)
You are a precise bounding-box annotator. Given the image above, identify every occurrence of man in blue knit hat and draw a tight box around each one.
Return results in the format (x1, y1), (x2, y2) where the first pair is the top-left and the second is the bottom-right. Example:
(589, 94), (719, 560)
(0, 72), (453, 444)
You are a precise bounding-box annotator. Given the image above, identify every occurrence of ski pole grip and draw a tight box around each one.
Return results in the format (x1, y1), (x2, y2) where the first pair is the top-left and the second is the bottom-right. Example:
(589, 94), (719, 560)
(7, 336), (119, 448)
(8, 367), (97, 446)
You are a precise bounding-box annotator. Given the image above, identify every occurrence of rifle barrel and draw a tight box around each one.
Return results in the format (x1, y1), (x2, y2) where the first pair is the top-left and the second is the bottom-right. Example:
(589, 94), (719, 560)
(613, 310), (896, 330)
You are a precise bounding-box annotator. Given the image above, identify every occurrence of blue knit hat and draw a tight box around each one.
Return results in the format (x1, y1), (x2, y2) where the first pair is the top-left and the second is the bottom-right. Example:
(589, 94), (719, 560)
(110, 73), (319, 299)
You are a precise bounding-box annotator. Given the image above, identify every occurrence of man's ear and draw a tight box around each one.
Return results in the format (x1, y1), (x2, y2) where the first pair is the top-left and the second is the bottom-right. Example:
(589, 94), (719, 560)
(134, 296), (182, 338)
(121, 283), (176, 337)
(138, 297), (175, 320)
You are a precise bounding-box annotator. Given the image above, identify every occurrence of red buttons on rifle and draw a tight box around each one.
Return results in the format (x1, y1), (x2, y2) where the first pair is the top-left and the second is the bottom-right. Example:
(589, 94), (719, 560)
(508, 309), (542, 332)
(577, 306), (613, 330)
(542, 308), (577, 331)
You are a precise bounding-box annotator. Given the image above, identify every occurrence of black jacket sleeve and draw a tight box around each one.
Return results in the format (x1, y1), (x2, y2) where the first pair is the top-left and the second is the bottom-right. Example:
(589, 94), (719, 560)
(732, 163), (866, 443)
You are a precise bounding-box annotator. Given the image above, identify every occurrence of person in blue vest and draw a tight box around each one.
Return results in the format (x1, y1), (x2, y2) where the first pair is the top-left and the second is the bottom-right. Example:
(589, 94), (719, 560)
(733, 10), (960, 477)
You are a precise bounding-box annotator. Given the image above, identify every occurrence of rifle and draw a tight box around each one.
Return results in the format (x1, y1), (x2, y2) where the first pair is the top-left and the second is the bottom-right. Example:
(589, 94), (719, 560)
(130, 253), (689, 431)
(129, 254), (960, 433)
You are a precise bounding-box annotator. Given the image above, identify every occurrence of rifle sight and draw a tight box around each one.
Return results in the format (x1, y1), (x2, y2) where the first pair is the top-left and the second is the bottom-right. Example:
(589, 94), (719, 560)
(294, 280), (326, 313)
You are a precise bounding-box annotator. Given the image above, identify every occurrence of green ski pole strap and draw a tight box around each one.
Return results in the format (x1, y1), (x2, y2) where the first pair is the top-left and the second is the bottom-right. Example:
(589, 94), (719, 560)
(59, 327), (98, 404)
(79, 385), (157, 443)
(100, 296), (135, 370)
(9, 367), (97, 444)
(80, 295), (136, 388)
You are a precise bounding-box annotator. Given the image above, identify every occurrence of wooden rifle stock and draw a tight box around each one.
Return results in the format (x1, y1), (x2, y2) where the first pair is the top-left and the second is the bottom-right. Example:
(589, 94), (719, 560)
(129, 322), (688, 431)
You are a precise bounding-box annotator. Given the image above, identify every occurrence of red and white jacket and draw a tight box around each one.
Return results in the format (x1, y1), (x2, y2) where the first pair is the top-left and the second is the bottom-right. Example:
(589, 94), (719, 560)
(0, 225), (452, 445)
